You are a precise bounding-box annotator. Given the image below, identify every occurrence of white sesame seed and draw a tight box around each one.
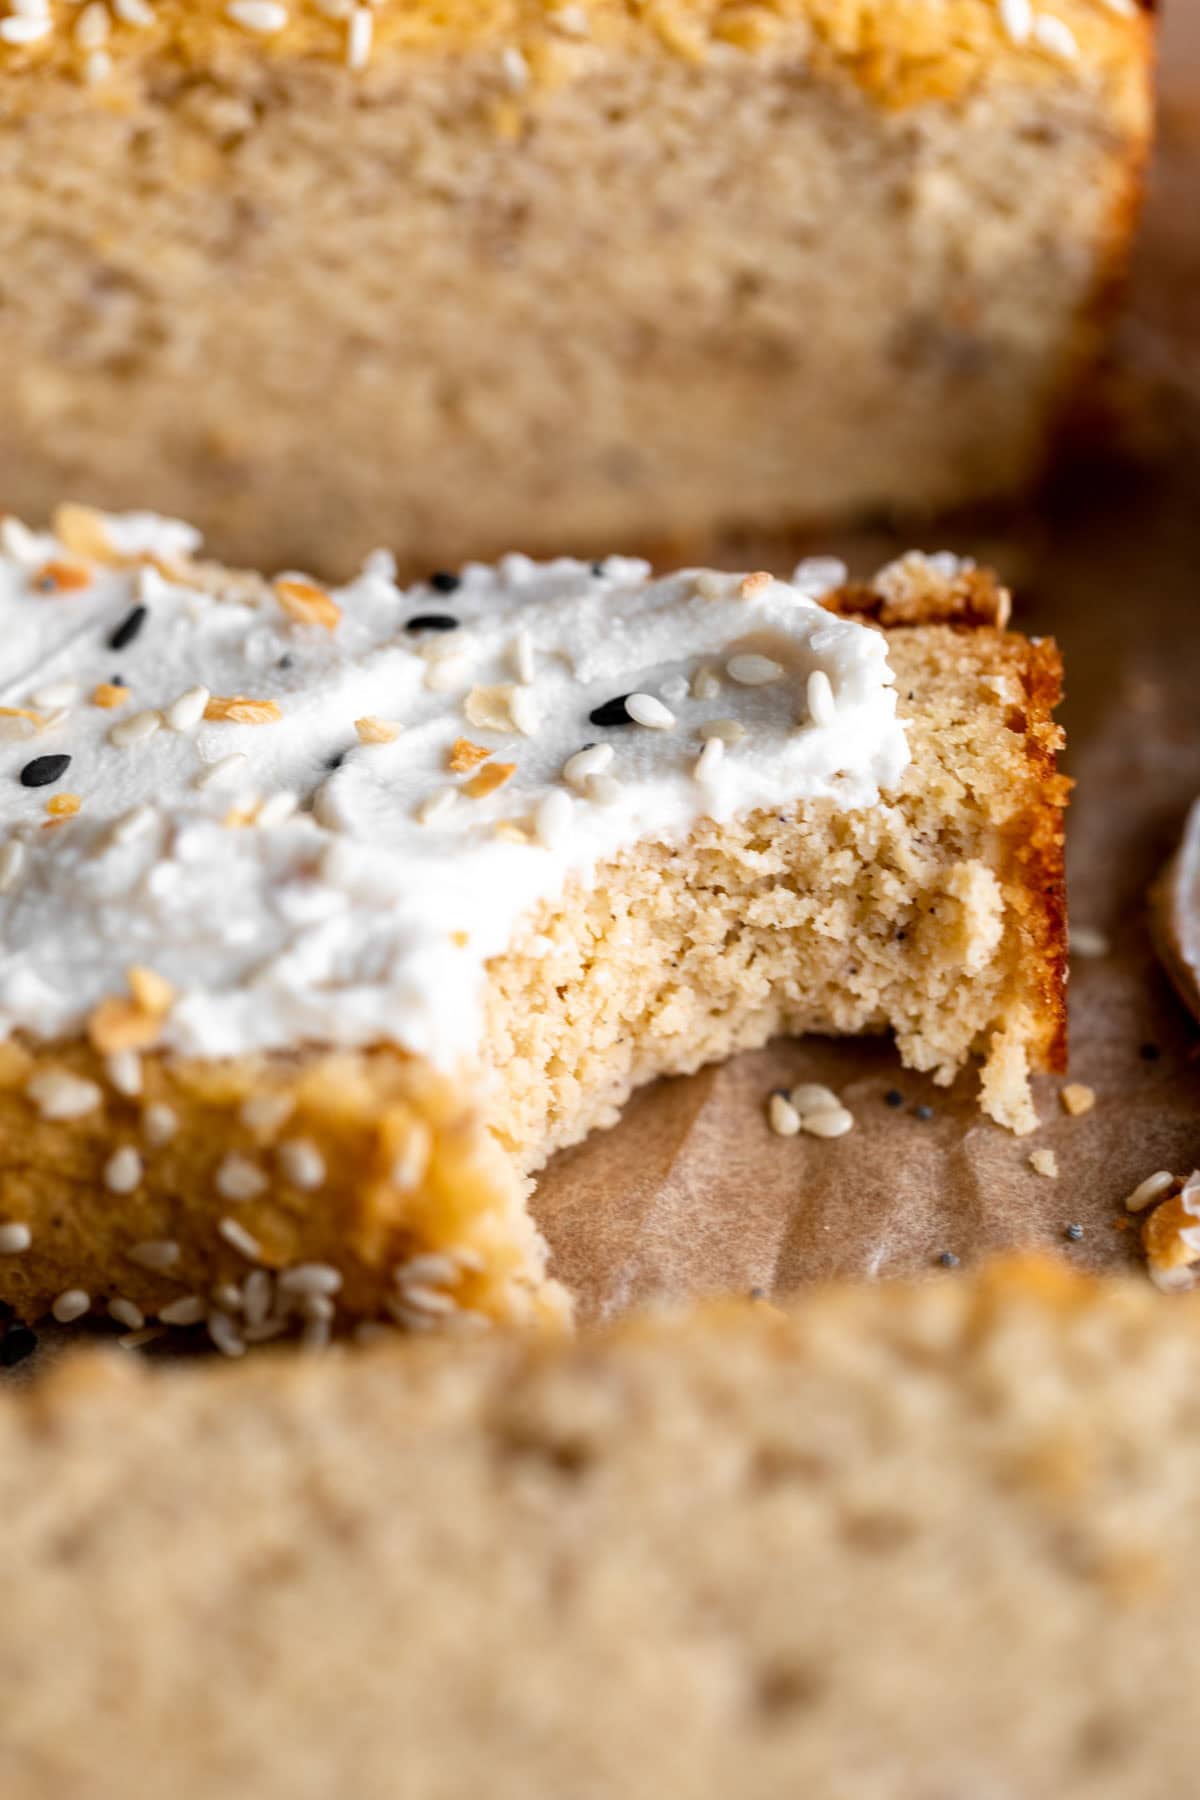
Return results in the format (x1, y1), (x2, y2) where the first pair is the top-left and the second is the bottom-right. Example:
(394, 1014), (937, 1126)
(399, 1282), (456, 1316)
(727, 654), (785, 687)
(142, 1102), (178, 1146)
(104, 1145), (144, 1194)
(74, 3), (110, 47)
(1125, 1170), (1178, 1213)
(802, 1106), (855, 1139)
(226, 0), (287, 32)
(346, 5), (372, 67)
(84, 48), (113, 84)
(109, 709), (162, 749)
(386, 1295), (438, 1331)
(693, 736), (724, 786)
(625, 692), (676, 730)
(31, 680), (78, 710)
(417, 787), (458, 826)
(563, 744), (613, 788)
(500, 44), (528, 89)
(277, 1138), (326, 1189)
(128, 1239), (180, 1272)
(301, 1313), (332, 1352)
(105, 1049), (143, 1098)
(791, 556), (848, 597)
(52, 1288), (91, 1324)
(110, 803), (159, 846)
(789, 1082), (842, 1113)
(691, 667), (720, 700)
(1098, 0), (1135, 13)
(767, 1093), (801, 1137)
(118, 1325), (166, 1351)
(195, 752), (248, 791)
(207, 1310), (246, 1357)
(0, 516), (41, 564)
(586, 773), (623, 806)
(256, 789), (299, 828)
(0, 14), (52, 43)
(215, 1154), (268, 1203)
(390, 1124), (431, 1191)
(114, 0), (156, 25)
(424, 656), (469, 693)
(509, 687), (540, 736)
(27, 1070), (103, 1121)
(806, 669), (837, 727)
(511, 627), (535, 685)
(238, 1091), (294, 1137)
(1069, 926), (1110, 959)
(0, 1222), (32, 1254)
(535, 788), (572, 849)
(218, 1216), (264, 1261)
(158, 1294), (205, 1327)
(1031, 11), (1078, 58)
(393, 1253), (460, 1288)
(278, 1262), (343, 1298)
(242, 1268), (274, 1329)
(0, 840), (26, 895)
(165, 685), (210, 732)
(699, 718), (745, 744)
(108, 1296), (145, 1331)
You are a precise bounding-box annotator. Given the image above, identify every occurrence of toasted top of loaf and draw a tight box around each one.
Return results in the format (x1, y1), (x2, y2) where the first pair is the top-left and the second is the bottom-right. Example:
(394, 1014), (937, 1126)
(3, 1257), (1198, 1800)
(0, 0), (1153, 118)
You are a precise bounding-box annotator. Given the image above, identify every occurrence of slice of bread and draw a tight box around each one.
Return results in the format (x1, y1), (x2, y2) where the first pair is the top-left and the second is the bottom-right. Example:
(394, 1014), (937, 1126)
(0, 1), (1154, 574)
(0, 519), (1066, 1341)
(0, 1258), (1195, 1800)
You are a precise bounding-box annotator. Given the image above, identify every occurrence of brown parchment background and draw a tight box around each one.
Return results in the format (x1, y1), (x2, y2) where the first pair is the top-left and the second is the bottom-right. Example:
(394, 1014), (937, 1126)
(534, 0), (1200, 1320)
(4, 7), (1199, 1378)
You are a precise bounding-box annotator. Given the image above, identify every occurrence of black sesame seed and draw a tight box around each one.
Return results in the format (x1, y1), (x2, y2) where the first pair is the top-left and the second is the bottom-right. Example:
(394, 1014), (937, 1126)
(937, 1252), (960, 1269)
(748, 1286), (767, 1302)
(277, 655), (294, 671)
(590, 561), (607, 577)
(1139, 1042), (1160, 1062)
(19, 753), (70, 789)
(107, 604), (147, 652)
(588, 694), (634, 728)
(1065, 1222), (1084, 1242)
(325, 750), (348, 773)
(912, 1104), (934, 1122)
(884, 1089), (904, 1108)
(405, 612), (459, 633)
(110, 673), (125, 687)
(1, 1323), (37, 1368)
(429, 571), (461, 594)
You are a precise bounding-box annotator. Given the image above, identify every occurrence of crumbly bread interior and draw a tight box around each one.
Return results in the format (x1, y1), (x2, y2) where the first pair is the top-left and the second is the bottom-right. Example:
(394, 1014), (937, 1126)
(487, 624), (1065, 1163)
(1, 1259), (1196, 1800)
(0, 27), (1149, 576)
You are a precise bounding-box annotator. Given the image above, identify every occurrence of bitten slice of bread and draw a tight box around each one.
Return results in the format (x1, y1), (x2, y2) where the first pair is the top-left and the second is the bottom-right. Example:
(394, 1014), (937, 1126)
(1, 1259), (1196, 1800)
(0, 0), (1154, 574)
(0, 520), (1066, 1341)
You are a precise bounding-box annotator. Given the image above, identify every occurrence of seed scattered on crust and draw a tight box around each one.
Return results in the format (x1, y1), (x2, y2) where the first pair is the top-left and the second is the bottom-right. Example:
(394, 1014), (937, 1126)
(694, 737), (724, 786)
(691, 666), (720, 700)
(128, 1239), (180, 1272)
(52, 1288), (91, 1325)
(768, 1093), (801, 1136)
(165, 686), (209, 732)
(277, 1139), (326, 1190)
(355, 715), (400, 746)
(105, 1049), (143, 1097)
(92, 682), (130, 710)
(1060, 1083), (1096, 1117)
(464, 761), (516, 800)
(1069, 926), (1110, 959)
(101, 1145), (143, 1194)
(0, 1222), (32, 1255)
(27, 1069), (102, 1121)
(275, 576), (341, 630)
(207, 1310), (246, 1358)
(218, 1216), (265, 1261)
(448, 737), (492, 774)
(699, 718), (745, 744)
(108, 1296), (145, 1332)
(109, 710), (161, 748)
(204, 695), (282, 725)
(806, 669), (837, 727)
(535, 788), (572, 849)
(158, 1294), (205, 1327)
(142, 1102), (179, 1146)
(625, 693), (675, 730)
(278, 1263), (342, 1298)
(226, 0), (288, 33)
(239, 1092), (295, 1139)
(215, 1154), (268, 1203)
(727, 653), (784, 687)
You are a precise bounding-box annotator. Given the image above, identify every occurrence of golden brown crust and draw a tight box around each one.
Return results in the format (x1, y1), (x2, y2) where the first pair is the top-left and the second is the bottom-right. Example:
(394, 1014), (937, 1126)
(0, 0), (1154, 119)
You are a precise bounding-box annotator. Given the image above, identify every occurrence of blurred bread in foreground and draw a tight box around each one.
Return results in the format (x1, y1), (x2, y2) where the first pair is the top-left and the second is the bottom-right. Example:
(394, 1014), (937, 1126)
(2, 1257), (1196, 1799)
(0, 0), (1154, 576)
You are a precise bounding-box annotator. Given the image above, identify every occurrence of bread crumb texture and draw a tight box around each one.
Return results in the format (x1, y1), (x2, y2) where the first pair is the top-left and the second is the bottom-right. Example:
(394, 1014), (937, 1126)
(1, 1258), (1198, 1800)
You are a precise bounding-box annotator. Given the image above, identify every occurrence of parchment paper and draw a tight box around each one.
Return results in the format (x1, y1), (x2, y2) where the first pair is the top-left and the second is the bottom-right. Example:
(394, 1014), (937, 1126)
(4, 9), (1198, 1377)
